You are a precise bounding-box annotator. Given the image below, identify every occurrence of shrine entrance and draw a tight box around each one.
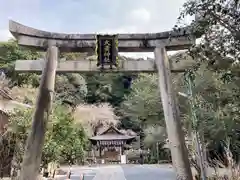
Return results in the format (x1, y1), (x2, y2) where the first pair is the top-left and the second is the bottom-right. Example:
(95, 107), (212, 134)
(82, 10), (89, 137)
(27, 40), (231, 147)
(9, 19), (195, 180)
(89, 126), (136, 164)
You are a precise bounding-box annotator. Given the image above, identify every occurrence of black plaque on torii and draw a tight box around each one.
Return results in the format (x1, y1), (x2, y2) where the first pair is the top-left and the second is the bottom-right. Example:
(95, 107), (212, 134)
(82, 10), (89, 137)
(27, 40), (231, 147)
(96, 35), (118, 69)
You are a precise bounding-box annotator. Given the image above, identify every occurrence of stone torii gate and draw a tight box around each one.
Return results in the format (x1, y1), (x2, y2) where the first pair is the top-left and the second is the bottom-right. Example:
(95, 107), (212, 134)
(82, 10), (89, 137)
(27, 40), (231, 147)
(9, 20), (194, 180)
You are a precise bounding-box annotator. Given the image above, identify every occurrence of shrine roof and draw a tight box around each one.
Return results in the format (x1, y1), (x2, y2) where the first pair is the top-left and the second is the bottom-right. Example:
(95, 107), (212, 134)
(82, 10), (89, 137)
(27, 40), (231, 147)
(89, 126), (136, 141)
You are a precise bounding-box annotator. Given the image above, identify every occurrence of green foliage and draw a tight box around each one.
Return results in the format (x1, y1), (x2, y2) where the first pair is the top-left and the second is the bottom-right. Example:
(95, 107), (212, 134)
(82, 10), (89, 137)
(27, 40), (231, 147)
(121, 63), (240, 161)
(55, 74), (88, 106)
(85, 73), (132, 106)
(0, 39), (40, 67)
(5, 108), (33, 170)
(60, 52), (88, 61)
(0, 40), (41, 86)
(178, 0), (240, 74)
(177, 0), (240, 162)
(177, 66), (240, 161)
(0, 40), (88, 105)
(7, 105), (88, 168)
(143, 126), (166, 148)
(121, 73), (164, 127)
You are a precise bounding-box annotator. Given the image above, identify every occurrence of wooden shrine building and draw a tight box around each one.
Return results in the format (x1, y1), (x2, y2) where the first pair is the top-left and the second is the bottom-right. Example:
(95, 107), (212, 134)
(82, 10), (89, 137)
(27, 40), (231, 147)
(89, 126), (136, 164)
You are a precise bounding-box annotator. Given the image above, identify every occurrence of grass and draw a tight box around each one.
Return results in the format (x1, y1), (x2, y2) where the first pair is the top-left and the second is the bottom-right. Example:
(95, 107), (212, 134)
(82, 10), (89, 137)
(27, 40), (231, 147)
(191, 148), (240, 180)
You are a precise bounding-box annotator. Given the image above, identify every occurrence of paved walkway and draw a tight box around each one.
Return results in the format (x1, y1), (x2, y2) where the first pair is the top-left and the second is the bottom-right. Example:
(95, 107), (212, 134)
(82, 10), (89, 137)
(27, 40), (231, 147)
(92, 165), (126, 180)
(56, 164), (176, 180)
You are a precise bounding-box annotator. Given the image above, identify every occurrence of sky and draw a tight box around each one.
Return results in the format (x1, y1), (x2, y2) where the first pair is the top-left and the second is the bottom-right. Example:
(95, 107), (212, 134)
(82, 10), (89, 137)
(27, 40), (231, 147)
(0, 0), (191, 58)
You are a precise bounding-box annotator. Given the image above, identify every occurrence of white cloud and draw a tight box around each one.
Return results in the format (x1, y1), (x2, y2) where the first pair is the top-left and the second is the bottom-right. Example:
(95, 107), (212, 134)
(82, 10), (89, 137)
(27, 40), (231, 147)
(98, 0), (193, 59)
(98, 26), (138, 34)
(99, 8), (153, 59)
(129, 8), (151, 23)
(0, 29), (13, 41)
(119, 52), (154, 59)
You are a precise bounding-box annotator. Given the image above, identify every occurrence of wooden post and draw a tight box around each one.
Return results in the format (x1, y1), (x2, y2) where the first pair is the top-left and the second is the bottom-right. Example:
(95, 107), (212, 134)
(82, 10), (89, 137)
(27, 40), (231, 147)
(154, 47), (193, 180)
(19, 46), (58, 180)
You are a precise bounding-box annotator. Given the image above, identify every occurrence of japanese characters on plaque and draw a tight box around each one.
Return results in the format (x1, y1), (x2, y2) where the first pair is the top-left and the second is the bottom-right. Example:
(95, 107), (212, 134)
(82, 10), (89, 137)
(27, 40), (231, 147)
(96, 35), (118, 69)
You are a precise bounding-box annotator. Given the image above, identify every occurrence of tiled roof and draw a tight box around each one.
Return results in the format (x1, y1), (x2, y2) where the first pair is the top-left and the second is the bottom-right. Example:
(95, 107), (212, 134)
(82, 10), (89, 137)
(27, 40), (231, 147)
(98, 126), (124, 135)
(90, 126), (136, 141)
(90, 134), (135, 141)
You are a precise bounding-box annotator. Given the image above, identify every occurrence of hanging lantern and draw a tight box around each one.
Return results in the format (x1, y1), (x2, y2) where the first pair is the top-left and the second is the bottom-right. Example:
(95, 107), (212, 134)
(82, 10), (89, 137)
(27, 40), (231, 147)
(96, 34), (118, 69)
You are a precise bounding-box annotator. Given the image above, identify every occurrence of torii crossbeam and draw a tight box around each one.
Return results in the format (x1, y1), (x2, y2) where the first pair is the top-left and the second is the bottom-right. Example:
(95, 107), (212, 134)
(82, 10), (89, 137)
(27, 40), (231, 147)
(10, 20), (195, 73)
(10, 20), (194, 52)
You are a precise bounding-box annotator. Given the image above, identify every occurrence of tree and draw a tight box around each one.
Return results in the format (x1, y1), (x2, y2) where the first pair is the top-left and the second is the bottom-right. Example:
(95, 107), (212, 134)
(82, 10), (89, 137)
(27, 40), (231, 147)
(55, 74), (88, 107)
(43, 105), (87, 166)
(121, 73), (165, 129)
(143, 126), (170, 163)
(121, 54), (240, 163)
(0, 125), (16, 178)
(120, 73), (168, 162)
(5, 104), (88, 178)
(177, 0), (240, 168)
(84, 73), (133, 106)
(0, 40), (41, 86)
(2, 108), (32, 178)
(144, 126), (167, 148)
(0, 40), (88, 107)
(175, 64), (240, 163)
(178, 0), (240, 73)
(73, 103), (119, 136)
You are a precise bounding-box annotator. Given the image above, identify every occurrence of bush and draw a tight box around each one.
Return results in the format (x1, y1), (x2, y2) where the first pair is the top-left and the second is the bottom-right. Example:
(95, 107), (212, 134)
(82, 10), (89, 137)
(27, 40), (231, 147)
(3, 104), (88, 178)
